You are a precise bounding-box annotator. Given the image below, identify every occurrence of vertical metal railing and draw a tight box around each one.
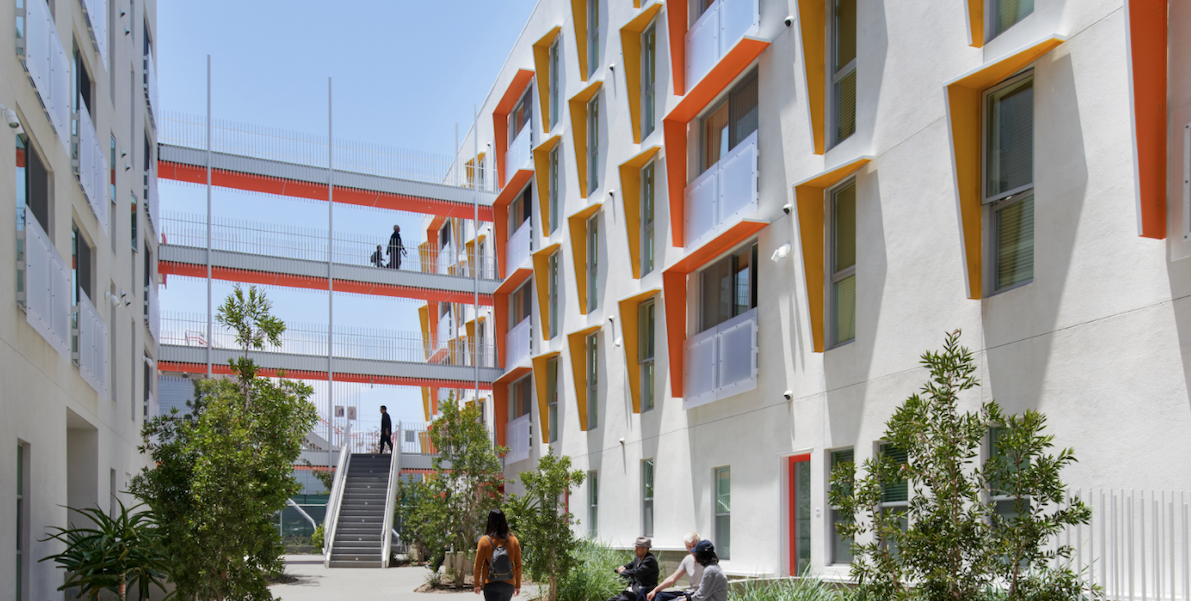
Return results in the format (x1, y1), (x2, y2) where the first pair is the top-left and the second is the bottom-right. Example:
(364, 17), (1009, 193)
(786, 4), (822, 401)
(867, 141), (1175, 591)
(322, 421), (352, 566)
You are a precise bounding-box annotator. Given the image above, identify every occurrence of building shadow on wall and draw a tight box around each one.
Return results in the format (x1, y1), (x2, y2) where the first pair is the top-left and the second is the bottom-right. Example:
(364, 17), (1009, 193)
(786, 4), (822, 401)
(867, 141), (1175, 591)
(983, 52), (1085, 419)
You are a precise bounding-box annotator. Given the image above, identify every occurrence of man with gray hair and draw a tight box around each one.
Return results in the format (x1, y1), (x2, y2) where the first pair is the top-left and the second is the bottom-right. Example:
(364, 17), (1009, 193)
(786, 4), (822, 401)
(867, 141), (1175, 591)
(607, 536), (659, 601)
(645, 532), (703, 601)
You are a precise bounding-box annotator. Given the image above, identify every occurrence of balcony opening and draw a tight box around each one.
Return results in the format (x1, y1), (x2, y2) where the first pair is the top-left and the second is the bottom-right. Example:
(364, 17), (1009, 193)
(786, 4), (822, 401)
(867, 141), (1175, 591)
(700, 72), (757, 175)
(685, 241), (759, 408)
(699, 242), (757, 333)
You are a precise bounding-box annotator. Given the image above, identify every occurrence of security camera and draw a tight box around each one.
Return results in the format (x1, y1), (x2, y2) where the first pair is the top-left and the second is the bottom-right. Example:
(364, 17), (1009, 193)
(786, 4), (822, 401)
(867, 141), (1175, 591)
(782, 203), (792, 215)
(618, 437), (625, 445)
(783, 390), (793, 400)
(784, 16), (794, 27)
(4, 108), (19, 129)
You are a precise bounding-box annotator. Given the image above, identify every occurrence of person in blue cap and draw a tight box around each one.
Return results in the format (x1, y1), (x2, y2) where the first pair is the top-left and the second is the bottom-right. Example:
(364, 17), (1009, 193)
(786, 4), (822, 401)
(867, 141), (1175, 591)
(682, 541), (726, 601)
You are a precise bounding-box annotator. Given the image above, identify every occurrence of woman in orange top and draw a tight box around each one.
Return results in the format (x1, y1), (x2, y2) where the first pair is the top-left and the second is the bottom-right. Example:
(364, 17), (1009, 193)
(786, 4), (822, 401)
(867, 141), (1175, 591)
(473, 509), (522, 601)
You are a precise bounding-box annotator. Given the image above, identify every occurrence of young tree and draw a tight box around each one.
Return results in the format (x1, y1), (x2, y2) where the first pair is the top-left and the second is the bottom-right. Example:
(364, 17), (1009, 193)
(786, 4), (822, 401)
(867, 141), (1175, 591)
(131, 285), (318, 601)
(829, 330), (1093, 601)
(506, 451), (585, 601)
(403, 394), (506, 583)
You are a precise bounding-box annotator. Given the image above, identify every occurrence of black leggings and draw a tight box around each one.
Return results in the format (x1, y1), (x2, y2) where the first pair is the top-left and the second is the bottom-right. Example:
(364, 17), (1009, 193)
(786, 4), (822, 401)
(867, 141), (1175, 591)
(483, 582), (515, 601)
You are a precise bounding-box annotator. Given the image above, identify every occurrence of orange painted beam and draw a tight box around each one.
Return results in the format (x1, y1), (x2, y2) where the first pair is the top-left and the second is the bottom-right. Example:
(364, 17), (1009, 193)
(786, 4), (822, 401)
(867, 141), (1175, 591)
(158, 261), (493, 305)
(493, 70), (536, 189)
(662, 37), (770, 247)
(157, 361), (492, 390)
(157, 161), (494, 221)
(666, 0), (688, 96)
(1126, 0), (1168, 239)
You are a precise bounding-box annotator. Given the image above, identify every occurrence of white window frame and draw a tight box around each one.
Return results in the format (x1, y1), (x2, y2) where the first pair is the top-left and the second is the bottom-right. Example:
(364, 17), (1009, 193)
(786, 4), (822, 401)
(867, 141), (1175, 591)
(587, 213), (599, 311)
(639, 299), (656, 412)
(641, 161), (656, 276)
(549, 146), (560, 233)
(642, 21), (657, 139)
(714, 466), (731, 560)
(828, 447), (854, 565)
(588, 470), (599, 537)
(642, 457), (655, 537)
(588, 94), (600, 195)
(827, 178), (856, 348)
(827, 0), (857, 148)
(586, 332), (599, 429)
(981, 71), (1035, 295)
(549, 38), (561, 128)
(546, 356), (559, 443)
(985, 0), (1034, 41)
(548, 251), (559, 338)
(588, 0), (600, 78)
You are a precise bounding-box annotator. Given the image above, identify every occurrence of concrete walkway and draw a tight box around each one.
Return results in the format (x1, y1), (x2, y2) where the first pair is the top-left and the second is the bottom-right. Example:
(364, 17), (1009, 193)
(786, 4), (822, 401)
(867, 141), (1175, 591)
(271, 555), (538, 601)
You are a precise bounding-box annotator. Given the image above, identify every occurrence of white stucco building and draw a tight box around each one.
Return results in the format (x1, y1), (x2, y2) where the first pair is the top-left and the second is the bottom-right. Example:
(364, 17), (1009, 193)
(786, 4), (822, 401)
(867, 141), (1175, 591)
(0, 0), (160, 598)
(437, 0), (1191, 587)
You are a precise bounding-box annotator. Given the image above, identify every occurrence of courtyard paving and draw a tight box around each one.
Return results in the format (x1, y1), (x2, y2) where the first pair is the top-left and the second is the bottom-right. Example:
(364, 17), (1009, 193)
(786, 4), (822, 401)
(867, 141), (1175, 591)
(271, 555), (538, 601)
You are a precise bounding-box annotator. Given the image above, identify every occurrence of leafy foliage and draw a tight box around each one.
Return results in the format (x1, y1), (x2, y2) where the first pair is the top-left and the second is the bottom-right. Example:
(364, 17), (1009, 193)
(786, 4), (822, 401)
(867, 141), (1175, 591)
(556, 540), (633, 601)
(729, 577), (844, 601)
(39, 501), (170, 601)
(130, 285), (318, 601)
(506, 451), (585, 601)
(400, 394), (506, 583)
(829, 331), (1094, 601)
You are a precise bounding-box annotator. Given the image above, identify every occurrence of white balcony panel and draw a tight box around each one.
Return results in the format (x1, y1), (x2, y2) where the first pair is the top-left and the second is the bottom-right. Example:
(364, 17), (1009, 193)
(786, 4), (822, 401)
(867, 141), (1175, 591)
(436, 313), (452, 351)
(78, 294), (108, 398)
(685, 4), (720, 91)
(437, 242), (454, 275)
(720, 0), (760, 56)
(683, 308), (757, 410)
(23, 0), (72, 151)
(23, 217), (71, 358)
(147, 173), (160, 233)
(147, 283), (160, 341)
(684, 131), (758, 249)
(76, 107), (109, 234)
(144, 52), (159, 122)
(506, 317), (532, 369)
(685, 0), (760, 90)
(683, 331), (718, 409)
(147, 392), (160, 419)
(81, 0), (108, 65)
(717, 131), (758, 224)
(685, 168), (719, 246)
(505, 125), (532, 182)
(506, 220), (532, 275)
(505, 414), (531, 464)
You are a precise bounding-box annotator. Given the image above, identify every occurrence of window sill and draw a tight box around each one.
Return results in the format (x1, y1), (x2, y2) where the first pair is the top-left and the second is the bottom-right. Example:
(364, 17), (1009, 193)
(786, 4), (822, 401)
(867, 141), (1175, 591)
(984, 278), (1033, 298)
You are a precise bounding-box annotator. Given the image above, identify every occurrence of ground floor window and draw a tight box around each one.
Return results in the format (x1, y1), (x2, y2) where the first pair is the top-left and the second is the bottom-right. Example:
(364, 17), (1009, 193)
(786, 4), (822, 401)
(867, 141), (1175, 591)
(642, 459), (655, 537)
(789, 455), (811, 575)
(588, 470), (599, 538)
(830, 448), (854, 564)
(715, 466), (731, 560)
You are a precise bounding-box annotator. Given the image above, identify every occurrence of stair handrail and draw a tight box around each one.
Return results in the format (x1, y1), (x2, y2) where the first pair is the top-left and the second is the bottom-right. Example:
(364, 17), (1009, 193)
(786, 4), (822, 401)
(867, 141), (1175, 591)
(380, 421), (403, 567)
(322, 421), (352, 567)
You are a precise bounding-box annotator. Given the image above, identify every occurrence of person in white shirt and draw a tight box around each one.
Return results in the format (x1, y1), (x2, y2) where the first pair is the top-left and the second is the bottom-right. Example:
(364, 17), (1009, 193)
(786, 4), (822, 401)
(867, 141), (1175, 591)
(644, 532), (703, 601)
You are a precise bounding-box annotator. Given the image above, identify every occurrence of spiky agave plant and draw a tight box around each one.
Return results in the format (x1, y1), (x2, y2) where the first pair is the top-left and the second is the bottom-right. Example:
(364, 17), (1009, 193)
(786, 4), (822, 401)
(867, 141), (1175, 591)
(40, 500), (171, 601)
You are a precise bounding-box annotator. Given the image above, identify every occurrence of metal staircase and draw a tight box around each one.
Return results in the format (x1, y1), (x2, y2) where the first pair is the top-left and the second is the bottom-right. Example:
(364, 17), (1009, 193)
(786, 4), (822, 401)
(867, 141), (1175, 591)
(324, 446), (400, 568)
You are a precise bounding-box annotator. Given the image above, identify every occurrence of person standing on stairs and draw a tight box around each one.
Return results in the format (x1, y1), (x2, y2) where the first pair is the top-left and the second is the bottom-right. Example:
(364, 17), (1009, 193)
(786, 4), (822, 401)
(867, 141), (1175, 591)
(378, 405), (393, 454)
(473, 509), (521, 601)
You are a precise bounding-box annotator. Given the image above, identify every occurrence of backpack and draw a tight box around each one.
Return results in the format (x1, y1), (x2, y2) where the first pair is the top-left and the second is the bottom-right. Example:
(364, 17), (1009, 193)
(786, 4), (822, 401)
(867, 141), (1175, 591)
(487, 535), (514, 582)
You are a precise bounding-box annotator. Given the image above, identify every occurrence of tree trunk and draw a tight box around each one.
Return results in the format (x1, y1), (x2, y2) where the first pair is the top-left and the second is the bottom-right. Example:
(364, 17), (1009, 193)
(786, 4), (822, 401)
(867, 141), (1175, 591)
(118, 577), (126, 601)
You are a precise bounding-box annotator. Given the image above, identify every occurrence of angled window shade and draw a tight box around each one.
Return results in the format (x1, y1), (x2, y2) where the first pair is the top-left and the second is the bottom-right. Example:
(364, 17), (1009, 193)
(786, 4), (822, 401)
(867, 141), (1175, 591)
(994, 195), (1034, 290)
(985, 78), (1033, 200)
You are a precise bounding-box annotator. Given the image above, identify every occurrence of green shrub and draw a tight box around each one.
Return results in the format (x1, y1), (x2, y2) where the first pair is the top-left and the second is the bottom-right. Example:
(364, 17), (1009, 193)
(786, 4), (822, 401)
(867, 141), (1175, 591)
(555, 540), (633, 601)
(311, 524), (325, 550)
(729, 577), (845, 601)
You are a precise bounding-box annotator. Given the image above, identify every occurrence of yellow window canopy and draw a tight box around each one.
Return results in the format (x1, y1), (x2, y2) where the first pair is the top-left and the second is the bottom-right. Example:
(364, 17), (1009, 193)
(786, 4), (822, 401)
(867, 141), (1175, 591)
(792, 156), (872, 353)
(618, 288), (661, 414)
(944, 35), (1064, 300)
(568, 202), (603, 315)
(532, 351), (562, 444)
(532, 243), (563, 339)
(570, 80), (604, 198)
(566, 324), (602, 431)
(570, 0), (592, 82)
(532, 27), (563, 134)
(619, 2), (664, 144)
(618, 146), (662, 280)
(533, 135), (563, 233)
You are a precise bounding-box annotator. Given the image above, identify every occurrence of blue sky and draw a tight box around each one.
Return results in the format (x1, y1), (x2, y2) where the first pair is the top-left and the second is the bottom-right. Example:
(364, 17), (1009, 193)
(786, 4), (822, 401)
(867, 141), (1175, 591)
(157, 0), (537, 427)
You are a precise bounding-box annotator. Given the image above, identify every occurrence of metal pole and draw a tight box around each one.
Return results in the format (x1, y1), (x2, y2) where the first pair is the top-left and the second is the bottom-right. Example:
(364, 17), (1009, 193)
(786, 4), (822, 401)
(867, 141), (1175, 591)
(473, 105), (479, 407)
(327, 78), (335, 469)
(205, 56), (212, 377)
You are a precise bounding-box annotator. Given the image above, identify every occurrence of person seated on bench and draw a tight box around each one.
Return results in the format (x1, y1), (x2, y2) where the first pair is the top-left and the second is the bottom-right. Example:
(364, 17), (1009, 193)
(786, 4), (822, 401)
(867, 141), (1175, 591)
(644, 532), (702, 601)
(607, 536), (659, 601)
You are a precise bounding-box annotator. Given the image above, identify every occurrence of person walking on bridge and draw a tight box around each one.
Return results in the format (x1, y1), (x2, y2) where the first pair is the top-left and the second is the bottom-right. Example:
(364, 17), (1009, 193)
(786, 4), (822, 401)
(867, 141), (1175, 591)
(378, 405), (393, 454)
(388, 225), (407, 270)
